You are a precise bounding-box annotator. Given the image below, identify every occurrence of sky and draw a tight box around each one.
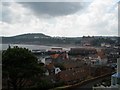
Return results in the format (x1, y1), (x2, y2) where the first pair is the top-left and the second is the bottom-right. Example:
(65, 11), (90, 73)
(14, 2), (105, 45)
(0, 0), (119, 37)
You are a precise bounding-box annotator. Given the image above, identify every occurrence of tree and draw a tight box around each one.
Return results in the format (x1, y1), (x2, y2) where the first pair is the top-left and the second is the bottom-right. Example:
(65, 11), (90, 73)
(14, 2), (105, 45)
(2, 46), (44, 90)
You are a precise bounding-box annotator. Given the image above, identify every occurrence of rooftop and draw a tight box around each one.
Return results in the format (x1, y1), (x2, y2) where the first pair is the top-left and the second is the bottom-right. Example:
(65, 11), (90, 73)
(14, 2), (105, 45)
(112, 73), (120, 78)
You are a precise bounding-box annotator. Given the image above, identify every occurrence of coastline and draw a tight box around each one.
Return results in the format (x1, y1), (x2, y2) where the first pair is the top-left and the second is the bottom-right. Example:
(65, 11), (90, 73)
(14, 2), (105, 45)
(1, 43), (82, 51)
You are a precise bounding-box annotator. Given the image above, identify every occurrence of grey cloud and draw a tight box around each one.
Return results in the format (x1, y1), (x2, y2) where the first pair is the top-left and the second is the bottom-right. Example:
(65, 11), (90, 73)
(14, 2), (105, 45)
(1, 2), (88, 23)
(2, 8), (12, 23)
(19, 2), (86, 17)
(1, 2), (13, 23)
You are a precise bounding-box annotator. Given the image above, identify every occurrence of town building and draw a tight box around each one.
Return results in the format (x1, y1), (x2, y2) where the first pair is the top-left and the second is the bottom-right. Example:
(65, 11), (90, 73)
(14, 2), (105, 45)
(81, 36), (95, 46)
(56, 60), (90, 85)
(93, 58), (120, 90)
(69, 47), (97, 56)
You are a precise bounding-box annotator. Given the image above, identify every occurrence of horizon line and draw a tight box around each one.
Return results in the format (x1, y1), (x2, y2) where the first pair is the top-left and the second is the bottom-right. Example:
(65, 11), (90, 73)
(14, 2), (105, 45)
(0, 33), (119, 38)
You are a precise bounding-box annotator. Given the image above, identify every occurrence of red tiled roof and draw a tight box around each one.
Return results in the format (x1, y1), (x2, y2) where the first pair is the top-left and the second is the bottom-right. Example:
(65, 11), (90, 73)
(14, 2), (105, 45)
(97, 50), (106, 59)
(46, 63), (55, 70)
(58, 67), (89, 82)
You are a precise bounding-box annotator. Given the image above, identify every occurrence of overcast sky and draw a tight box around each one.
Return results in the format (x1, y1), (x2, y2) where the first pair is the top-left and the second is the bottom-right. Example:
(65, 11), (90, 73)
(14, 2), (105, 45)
(0, 0), (119, 37)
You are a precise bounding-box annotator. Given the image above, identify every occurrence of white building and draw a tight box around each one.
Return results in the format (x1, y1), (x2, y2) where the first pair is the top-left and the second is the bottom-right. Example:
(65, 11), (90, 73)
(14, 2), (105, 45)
(40, 56), (52, 65)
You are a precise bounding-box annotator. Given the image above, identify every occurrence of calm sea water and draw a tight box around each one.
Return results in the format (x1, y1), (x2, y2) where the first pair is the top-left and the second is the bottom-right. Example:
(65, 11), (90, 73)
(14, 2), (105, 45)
(0, 44), (70, 51)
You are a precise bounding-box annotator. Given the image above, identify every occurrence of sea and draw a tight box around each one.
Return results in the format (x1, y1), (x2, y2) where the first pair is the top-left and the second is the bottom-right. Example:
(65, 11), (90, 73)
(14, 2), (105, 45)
(0, 44), (71, 51)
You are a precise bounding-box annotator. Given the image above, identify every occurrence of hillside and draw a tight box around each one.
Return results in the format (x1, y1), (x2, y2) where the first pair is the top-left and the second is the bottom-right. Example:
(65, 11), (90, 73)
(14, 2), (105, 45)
(12, 33), (51, 39)
(2, 33), (118, 46)
(2, 33), (81, 45)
